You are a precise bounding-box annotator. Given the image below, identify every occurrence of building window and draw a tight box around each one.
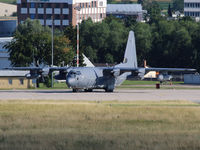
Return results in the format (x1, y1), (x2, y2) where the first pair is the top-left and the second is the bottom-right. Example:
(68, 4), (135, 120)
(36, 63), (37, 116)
(38, 3), (44, 8)
(63, 3), (68, 8)
(92, 1), (94, 7)
(94, 1), (96, 7)
(100, 13), (103, 18)
(30, 3), (35, 8)
(99, 1), (103, 6)
(8, 79), (12, 85)
(82, 3), (84, 8)
(86, 3), (88, 8)
(30, 14), (35, 19)
(20, 79), (24, 85)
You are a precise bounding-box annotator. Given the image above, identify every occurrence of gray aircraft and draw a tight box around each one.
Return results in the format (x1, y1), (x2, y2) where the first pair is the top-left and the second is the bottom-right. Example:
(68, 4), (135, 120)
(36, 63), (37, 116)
(6, 31), (196, 92)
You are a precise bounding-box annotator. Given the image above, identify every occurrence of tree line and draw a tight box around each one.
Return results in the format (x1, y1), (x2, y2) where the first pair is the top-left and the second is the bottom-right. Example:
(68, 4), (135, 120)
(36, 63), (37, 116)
(67, 17), (200, 71)
(5, 1), (200, 72)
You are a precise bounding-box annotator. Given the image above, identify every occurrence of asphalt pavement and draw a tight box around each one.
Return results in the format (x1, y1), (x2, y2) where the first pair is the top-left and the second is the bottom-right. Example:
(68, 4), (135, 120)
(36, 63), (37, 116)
(0, 89), (200, 102)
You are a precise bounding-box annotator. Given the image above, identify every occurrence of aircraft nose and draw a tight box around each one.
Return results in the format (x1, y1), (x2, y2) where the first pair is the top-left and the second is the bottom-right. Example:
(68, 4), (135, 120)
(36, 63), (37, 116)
(66, 77), (76, 87)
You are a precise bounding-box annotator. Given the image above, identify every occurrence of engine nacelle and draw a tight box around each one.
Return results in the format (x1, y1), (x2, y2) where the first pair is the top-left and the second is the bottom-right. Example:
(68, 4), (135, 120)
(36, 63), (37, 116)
(111, 69), (120, 77)
(137, 68), (145, 80)
(25, 73), (40, 79)
(54, 70), (67, 80)
(41, 67), (50, 77)
(157, 74), (172, 81)
(129, 68), (145, 80)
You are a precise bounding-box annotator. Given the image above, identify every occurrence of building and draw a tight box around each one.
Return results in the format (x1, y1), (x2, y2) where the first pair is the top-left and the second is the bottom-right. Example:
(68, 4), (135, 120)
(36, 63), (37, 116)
(0, 17), (17, 37)
(0, 2), (17, 17)
(184, 74), (200, 84)
(106, 4), (146, 22)
(0, 37), (12, 69)
(17, 0), (107, 28)
(0, 70), (35, 89)
(184, 0), (200, 21)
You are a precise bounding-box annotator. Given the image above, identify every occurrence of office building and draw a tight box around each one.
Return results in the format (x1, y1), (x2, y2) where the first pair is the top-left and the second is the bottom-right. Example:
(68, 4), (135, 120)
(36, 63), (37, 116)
(0, 2), (17, 17)
(106, 4), (146, 22)
(17, 0), (107, 28)
(0, 17), (17, 37)
(0, 37), (12, 69)
(184, 0), (200, 21)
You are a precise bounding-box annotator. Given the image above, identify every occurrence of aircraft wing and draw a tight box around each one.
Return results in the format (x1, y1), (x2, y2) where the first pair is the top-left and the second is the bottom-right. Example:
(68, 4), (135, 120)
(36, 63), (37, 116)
(5, 66), (70, 71)
(4, 66), (71, 79)
(102, 67), (138, 77)
(102, 67), (196, 79)
(145, 68), (196, 72)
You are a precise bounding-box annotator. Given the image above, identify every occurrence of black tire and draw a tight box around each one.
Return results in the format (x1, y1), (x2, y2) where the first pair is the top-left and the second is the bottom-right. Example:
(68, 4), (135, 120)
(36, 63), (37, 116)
(72, 89), (78, 92)
(84, 89), (93, 92)
(105, 88), (114, 92)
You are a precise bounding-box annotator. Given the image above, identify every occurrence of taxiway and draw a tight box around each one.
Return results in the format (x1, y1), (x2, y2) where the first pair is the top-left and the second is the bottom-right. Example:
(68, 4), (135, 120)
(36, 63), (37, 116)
(0, 89), (200, 102)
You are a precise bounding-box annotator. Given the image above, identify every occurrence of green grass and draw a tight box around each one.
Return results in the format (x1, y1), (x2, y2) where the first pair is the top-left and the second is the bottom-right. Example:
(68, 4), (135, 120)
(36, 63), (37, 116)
(0, 0), (16, 4)
(1, 100), (200, 150)
(39, 82), (68, 89)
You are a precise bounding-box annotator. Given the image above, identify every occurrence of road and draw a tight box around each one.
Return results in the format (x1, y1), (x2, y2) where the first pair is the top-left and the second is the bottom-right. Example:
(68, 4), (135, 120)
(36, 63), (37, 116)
(0, 89), (200, 102)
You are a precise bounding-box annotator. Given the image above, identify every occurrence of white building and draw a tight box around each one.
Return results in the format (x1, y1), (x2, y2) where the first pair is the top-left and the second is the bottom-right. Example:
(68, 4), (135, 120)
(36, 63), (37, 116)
(106, 4), (146, 22)
(184, 0), (200, 21)
(0, 37), (12, 69)
(0, 2), (17, 17)
(17, 0), (107, 28)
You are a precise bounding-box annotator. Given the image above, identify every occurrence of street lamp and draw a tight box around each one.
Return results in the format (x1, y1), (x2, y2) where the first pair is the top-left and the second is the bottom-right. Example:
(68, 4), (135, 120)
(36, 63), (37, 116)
(74, 6), (81, 67)
(51, 15), (54, 87)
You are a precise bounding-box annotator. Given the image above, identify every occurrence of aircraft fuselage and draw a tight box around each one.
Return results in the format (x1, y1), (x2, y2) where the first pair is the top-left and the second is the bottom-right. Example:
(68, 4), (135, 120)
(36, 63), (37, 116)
(66, 67), (129, 92)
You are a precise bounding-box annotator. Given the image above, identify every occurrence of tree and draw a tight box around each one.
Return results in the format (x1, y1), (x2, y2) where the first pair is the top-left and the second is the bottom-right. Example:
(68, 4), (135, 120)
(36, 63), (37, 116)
(172, 0), (184, 12)
(137, 0), (143, 4)
(130, 22), (152, 66)
(4, 19), (74, 67)
(145, 1), (162, 24)
(168, 3), (172, 17)
(78, 17), (128, 64)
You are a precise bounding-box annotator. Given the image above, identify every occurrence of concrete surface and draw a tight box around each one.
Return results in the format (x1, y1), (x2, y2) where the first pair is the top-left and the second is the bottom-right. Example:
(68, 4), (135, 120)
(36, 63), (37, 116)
(0, 89), (200, 102)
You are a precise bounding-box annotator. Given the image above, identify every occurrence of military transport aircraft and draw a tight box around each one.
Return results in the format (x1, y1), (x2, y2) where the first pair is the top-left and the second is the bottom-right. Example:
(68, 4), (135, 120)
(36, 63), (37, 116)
(5, 31), (196, 92)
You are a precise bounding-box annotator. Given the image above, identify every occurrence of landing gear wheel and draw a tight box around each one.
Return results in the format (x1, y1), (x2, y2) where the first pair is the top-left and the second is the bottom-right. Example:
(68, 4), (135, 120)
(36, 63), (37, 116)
(84, 89), (93, 92)
(105, 88), (114, 92)
(72, 89), (78, 92)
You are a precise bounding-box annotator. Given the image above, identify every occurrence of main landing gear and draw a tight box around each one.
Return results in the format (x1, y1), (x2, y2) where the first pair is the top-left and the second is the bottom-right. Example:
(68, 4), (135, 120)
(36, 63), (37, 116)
(72, 89), (93, 92)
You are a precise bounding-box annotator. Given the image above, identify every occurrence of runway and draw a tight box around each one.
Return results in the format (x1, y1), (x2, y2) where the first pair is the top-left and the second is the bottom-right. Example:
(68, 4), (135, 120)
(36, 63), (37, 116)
(0, 89), (200, 102)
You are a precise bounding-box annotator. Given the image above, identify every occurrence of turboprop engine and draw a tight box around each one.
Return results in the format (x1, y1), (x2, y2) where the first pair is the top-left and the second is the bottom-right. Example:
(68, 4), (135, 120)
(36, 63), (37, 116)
(25, 67), (50, 79)
(25, 73), (40, 79)
(157, 74), (172, 81)
(129, 68), (145, 80)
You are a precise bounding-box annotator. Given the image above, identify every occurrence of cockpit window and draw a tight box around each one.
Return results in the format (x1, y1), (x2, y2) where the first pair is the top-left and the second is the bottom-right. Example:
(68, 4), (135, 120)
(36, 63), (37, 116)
(69, 70), (81, 77)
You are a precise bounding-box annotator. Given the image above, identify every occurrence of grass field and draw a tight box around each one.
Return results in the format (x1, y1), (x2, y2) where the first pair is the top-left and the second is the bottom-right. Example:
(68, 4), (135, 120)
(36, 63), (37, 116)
(39, 80), (195, 90)
(0, 100), (200, 150)
(0, 0), (16, 4)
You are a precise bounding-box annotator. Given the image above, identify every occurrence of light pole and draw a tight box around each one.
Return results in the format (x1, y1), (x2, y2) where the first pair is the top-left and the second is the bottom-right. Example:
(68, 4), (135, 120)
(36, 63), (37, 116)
(74, 6), (81, 67)
(51, 16), (54, 88)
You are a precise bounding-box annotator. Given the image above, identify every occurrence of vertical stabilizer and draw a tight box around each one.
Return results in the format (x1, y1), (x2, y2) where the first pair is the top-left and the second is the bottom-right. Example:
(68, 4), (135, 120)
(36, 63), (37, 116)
(115, 31), (138, 68)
